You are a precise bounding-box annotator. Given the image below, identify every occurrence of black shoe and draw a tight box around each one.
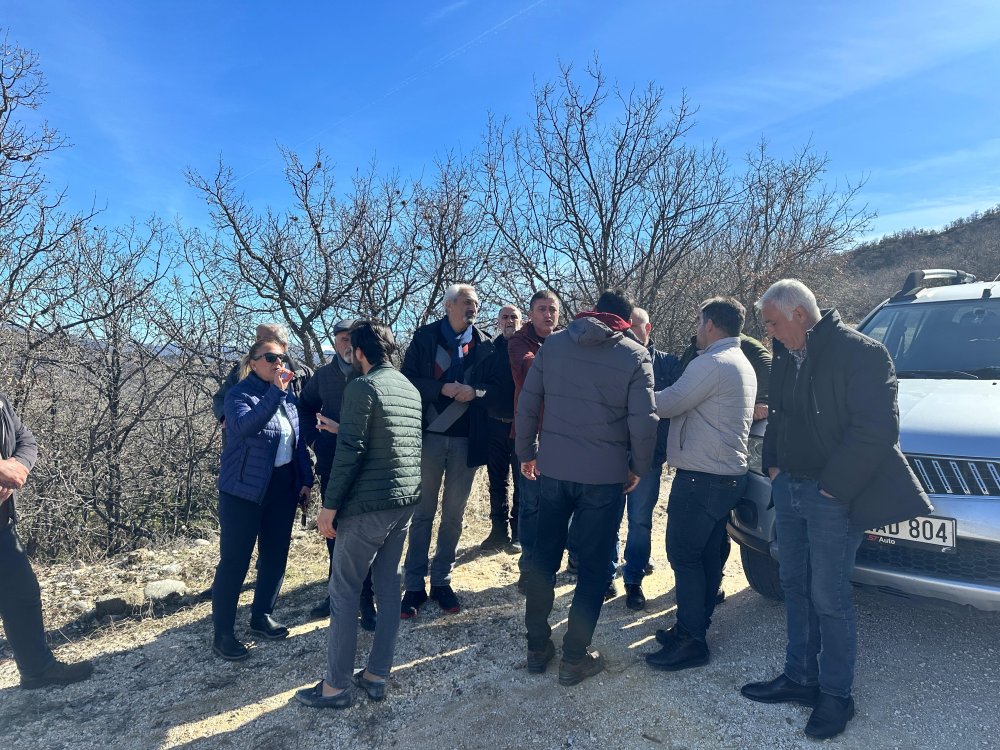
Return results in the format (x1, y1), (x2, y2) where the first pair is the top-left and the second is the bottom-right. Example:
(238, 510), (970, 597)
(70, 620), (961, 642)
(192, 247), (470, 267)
(249, 614), (289, 640)
(308, 597), (331, 621)
(359, 595), (377, 632)
(565, 555), (579, 575)
(353, 669), (387, 701)
(741, 674), (820, 706)
(526, 640), (556, 674)
(429, 585), (461, 613)
(654, 624), (680, 646)
(212, 632), (250, 661)
(624, 583), (646, 611)
(506, 539), (523, 554)
(804, 693), (855, 739)
(716, 588), (726, 605)
(558, 648), (605, 686)
(19, 659), (95, 690)
(645, 630), (709, 672)
(400, 589), (428, 619)
(603, 580), (618, 601)
(479, 525), (511, 551)
(295, 680), (354, 709)
(644, 561), (656, 576)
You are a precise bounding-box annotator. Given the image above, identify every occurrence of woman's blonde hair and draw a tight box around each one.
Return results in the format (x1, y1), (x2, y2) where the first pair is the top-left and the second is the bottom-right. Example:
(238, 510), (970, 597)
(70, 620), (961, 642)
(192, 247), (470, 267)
(239, 339), (288, 380)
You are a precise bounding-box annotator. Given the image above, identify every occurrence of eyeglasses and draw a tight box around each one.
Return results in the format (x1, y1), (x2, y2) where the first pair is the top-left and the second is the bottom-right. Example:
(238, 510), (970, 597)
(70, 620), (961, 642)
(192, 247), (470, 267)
(252, 352), (290, 364)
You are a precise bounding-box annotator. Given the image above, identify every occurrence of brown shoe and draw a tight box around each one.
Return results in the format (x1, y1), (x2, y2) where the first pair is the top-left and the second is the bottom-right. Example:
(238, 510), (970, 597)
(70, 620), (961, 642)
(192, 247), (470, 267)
(558, 648), (605, 686)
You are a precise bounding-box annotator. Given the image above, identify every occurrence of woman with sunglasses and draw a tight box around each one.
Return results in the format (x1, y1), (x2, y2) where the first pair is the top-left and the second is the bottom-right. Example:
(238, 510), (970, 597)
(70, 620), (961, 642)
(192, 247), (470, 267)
(211, 338), (314, 660)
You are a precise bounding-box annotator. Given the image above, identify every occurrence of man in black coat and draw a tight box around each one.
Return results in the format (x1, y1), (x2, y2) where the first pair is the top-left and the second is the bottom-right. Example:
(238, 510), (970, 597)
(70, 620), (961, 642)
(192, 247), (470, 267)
(740, 279), (931, 740)
(479, 304), (522, 551)
(0, 393), (94, 689)
(298, 319), (377, 628)
(399, 283), (494, 617)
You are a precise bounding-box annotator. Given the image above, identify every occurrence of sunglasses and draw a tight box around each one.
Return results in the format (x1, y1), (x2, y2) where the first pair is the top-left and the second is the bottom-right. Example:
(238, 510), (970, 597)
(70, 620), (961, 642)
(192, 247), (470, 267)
(252, 352), (290, 364)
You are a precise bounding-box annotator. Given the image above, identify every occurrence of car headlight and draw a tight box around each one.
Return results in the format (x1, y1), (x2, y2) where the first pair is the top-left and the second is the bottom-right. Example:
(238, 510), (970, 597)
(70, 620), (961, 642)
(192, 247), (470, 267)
(747, 434), (764, 475)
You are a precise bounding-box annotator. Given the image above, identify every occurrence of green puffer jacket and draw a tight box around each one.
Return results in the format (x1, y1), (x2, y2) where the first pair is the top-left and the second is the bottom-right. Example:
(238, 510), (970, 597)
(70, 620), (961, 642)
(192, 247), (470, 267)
(322, 364), (423, 518)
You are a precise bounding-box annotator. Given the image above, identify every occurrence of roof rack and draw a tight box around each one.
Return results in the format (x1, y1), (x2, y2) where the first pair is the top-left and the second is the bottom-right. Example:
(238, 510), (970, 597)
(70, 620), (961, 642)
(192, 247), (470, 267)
(891, 269), (978, 300)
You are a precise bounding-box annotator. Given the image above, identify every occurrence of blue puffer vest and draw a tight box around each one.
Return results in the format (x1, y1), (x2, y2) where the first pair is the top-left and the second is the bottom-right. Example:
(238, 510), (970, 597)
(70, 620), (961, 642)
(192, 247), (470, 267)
(219, 372), (313, 504)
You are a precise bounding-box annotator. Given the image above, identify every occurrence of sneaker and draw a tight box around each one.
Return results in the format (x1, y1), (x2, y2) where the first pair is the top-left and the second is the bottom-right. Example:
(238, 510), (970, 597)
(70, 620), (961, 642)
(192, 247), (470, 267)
(603, 580), (618, 601)
(308, 597), (331, 621)
(400, 589), (428, 619)
(429, 585), (461, 613)
(19, 659), (95, 690)
(212, 632), (250, 661)
(558, 648), (605, 686)
(526, 640), (556, 674)
(624, 583), (646, 611)
(479, 525), (511, 551)
(359, 594), (377, 632)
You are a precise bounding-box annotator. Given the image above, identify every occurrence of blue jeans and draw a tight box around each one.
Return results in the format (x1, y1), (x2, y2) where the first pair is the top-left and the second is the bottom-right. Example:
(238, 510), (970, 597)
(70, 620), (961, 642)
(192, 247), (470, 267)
(666, 469), (747, 641)
(403, 433), (479, 591)
(622, 463), (663, 585)
(772, 473), (864, 698)
(211, 463), (298, 635)
(524, 476), (625, 662)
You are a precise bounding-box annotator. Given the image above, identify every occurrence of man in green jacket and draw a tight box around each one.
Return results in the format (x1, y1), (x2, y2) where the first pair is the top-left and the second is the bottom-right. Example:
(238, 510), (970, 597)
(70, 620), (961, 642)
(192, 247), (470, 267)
(296, 321), (423, 709)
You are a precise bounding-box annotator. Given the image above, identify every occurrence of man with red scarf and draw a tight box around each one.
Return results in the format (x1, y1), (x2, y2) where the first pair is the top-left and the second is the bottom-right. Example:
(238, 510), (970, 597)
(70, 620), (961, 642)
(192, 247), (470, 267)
(515, 289), (657, 686)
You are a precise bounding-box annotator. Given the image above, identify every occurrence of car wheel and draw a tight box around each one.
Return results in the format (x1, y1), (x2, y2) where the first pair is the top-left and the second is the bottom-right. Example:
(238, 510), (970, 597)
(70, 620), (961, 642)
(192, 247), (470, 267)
(740, 545), (783, 601)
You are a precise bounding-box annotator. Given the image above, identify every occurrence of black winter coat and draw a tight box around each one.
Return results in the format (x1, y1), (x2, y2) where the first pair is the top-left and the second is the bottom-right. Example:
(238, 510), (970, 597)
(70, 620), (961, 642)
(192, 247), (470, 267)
(0, 392), (39, 529)
(401, 319), (495, 468)
(763, 309), (932, 530)
(298, 359), (352, 477)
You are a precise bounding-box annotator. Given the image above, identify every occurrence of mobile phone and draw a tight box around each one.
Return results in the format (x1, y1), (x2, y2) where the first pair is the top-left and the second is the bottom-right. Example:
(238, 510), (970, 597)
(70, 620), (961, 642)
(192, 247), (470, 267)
(279, 370), (294, 384)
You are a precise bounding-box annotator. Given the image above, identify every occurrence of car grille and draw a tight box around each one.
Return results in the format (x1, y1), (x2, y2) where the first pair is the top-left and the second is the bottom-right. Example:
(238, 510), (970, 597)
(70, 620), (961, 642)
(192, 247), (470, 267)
(856, 538), (1000, 587)
(905, 454), (1000, 496)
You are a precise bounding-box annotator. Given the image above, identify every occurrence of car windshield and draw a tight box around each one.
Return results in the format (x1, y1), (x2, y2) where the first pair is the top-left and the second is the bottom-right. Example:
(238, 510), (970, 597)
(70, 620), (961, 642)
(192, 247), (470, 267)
(859, 298), (1000, 379)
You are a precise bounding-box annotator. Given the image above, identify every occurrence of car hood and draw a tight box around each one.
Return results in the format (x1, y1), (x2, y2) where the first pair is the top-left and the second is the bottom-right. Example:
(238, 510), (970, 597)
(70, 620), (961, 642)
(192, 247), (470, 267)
(898, 379), (1000, 458)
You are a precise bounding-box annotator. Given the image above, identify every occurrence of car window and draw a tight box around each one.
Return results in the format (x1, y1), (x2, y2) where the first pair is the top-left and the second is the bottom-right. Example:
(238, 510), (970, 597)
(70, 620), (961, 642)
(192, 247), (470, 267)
(859, 299), (1000, 378)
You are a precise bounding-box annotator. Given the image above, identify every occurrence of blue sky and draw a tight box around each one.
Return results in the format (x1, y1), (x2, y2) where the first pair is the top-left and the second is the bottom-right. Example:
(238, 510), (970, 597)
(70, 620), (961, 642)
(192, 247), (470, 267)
(6, 0), (1000, 241)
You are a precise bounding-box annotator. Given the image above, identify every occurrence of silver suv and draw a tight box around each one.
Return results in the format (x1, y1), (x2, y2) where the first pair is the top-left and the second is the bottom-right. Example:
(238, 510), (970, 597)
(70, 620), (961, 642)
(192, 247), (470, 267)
(729, 269), (1000, 611)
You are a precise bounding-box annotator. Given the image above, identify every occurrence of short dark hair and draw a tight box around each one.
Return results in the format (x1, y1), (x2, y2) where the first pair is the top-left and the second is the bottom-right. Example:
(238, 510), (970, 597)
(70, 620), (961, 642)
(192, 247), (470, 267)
(594, 288), (635, 322)
(350, 320), (397, 366)
(699, 296), (745, 337)
(529, 289), (560, 310)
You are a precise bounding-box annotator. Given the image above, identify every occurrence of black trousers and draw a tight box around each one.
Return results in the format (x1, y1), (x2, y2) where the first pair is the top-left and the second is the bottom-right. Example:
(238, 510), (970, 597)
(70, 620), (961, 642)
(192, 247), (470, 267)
(0, 523), (55, 678)
(321, 474), (373, 600)
(486, 417), (520, 531)
(211, 464), (299, 635)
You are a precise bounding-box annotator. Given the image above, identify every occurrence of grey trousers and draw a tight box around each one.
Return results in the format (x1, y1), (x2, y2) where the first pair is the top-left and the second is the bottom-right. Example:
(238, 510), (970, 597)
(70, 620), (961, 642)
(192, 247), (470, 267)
(403, 433), (479, 591)
(326, 506), (413, 689)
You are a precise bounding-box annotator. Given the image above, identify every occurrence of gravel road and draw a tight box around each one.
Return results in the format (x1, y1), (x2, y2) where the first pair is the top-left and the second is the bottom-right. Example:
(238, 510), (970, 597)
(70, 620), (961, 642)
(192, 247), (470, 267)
(1, 475), (997, 749)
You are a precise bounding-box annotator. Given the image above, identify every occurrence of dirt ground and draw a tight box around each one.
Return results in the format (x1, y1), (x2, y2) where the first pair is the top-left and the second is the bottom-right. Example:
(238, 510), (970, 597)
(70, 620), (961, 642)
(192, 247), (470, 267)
(2, 472), (999, 750)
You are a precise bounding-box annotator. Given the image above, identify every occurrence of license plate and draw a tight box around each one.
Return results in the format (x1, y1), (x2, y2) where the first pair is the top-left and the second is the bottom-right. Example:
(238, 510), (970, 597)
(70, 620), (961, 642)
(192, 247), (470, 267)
(865, 516), (957, 553)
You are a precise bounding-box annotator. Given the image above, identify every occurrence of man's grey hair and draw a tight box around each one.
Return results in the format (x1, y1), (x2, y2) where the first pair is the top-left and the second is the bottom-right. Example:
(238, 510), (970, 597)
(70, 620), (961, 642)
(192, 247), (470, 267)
(443, 283), (477, 306)
(255, 322), (290, 345)
(756, 279), (821, 320)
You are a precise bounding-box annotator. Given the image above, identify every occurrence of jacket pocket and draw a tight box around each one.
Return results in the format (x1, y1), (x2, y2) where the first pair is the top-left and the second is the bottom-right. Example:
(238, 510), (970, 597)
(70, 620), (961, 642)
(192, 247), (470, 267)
(238, 446), (250, 481)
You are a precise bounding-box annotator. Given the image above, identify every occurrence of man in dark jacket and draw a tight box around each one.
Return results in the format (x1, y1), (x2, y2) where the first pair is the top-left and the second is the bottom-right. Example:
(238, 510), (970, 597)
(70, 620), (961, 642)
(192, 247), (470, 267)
(399, 283), (495, 617)
(0, 393), (94, 689)
(620, 307), (682, 611)
(508, 290), (561, 589)
(299, 319), (376, 627)
(516, 289), (658, 686)
(741, 279), (931, 740)
(479, 304), (522, 551)
(296, 321), (423, 709)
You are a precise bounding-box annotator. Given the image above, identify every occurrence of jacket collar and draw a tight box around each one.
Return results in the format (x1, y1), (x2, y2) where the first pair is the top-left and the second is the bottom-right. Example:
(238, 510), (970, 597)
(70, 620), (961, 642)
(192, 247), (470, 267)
(702, 336), (741, 356)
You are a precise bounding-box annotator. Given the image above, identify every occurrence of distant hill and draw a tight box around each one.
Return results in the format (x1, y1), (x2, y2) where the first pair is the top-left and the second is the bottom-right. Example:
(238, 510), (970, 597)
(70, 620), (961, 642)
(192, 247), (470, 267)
(806, 204), (1000, 323)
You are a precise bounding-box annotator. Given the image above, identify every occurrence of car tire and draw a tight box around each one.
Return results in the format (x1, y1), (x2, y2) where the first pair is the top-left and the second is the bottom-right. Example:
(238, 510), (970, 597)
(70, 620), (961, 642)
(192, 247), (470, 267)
(740, 545), (784, 601)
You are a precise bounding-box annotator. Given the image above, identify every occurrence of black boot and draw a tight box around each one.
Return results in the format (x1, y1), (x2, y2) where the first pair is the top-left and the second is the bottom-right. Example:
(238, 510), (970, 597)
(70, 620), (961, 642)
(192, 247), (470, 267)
(212, 632), (250, 661)
(479, 524), (511, 551)
(20, 659), (95, 689)
(624, 583), (646, 611)
(804, 693), (855, 739)
(359, 593), (377, 632)
(645, 628), (709, 671)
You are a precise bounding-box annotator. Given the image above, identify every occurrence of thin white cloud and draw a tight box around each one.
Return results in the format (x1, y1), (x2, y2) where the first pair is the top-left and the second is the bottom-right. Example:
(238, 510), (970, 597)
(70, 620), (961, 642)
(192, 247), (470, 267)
(426, 1), (470, 26)
(874, 138), (1000, 179)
